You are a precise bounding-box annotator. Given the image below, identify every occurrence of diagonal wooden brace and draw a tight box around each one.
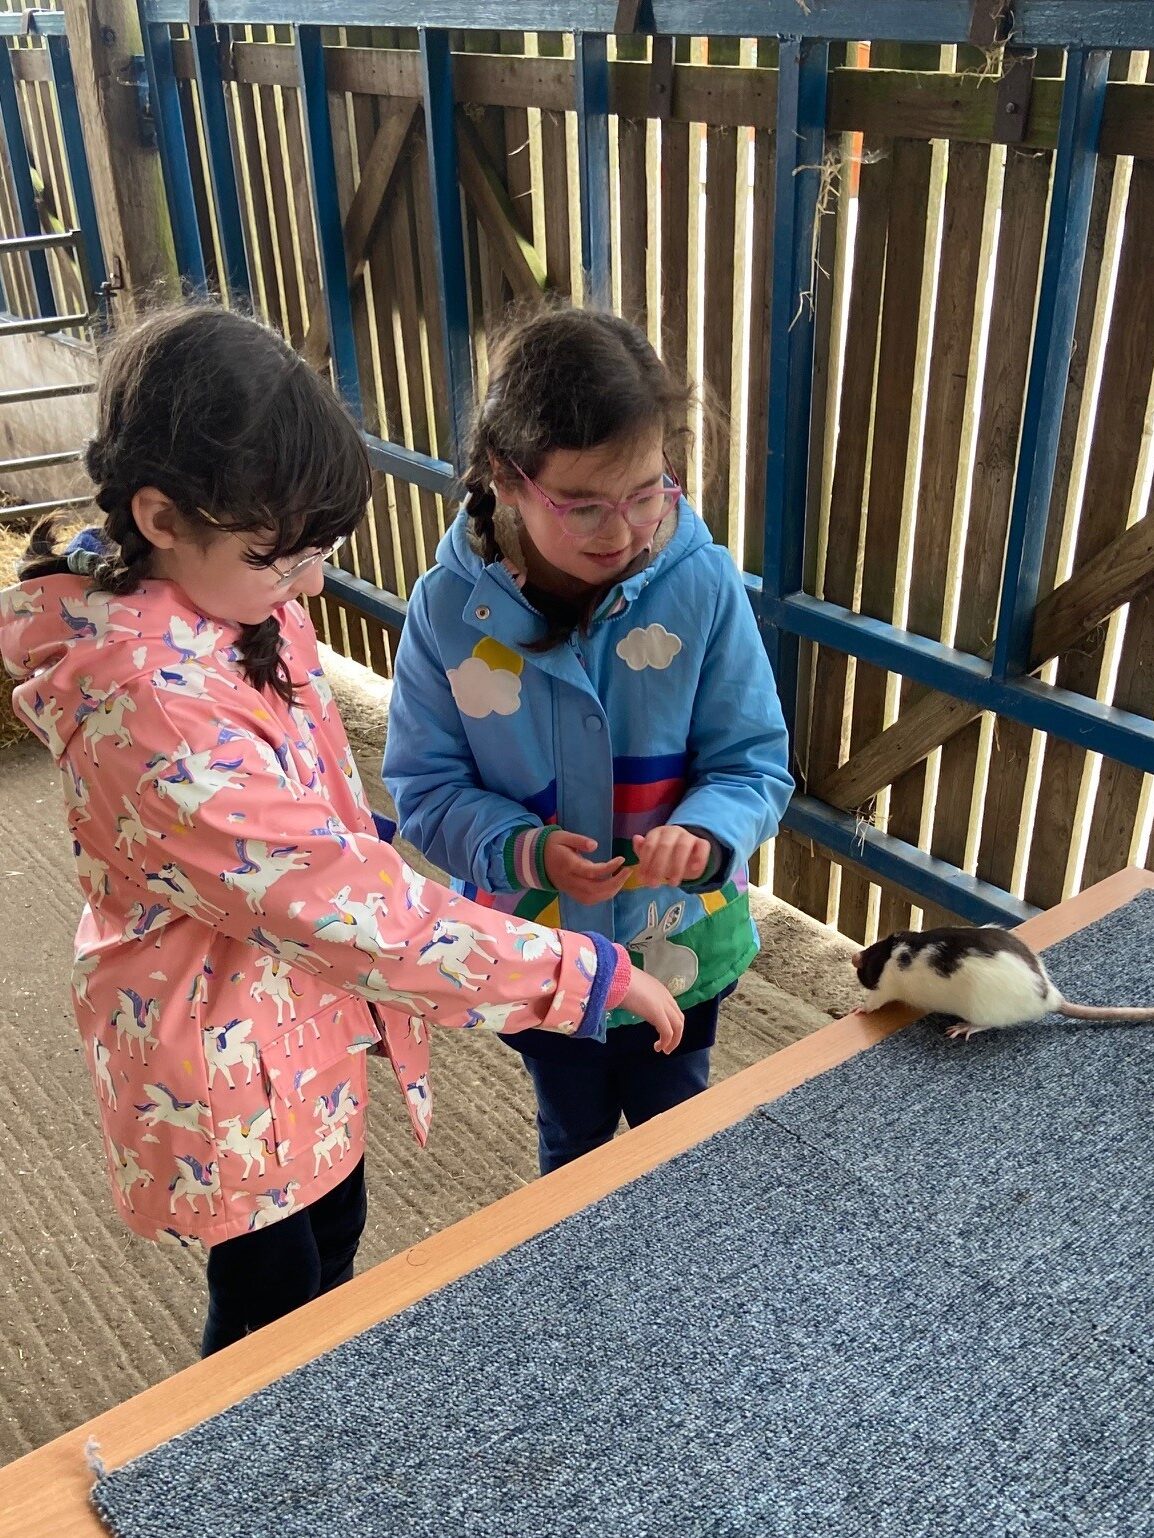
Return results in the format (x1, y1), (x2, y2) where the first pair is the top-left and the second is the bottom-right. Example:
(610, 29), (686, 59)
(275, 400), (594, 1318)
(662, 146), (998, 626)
(301, 100), (418, 369)
(816, 510), (1154, 810)
(455, 110), (548, 303)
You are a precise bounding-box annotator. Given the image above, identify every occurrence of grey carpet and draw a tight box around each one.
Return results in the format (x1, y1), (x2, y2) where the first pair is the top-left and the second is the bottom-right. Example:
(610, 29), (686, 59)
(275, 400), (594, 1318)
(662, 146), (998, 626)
(91, 893), (1154, 1537)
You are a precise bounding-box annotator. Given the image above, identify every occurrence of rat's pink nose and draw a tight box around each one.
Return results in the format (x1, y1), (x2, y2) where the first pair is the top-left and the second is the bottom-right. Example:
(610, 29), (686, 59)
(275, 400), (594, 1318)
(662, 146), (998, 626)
(852, 951), (863, 969)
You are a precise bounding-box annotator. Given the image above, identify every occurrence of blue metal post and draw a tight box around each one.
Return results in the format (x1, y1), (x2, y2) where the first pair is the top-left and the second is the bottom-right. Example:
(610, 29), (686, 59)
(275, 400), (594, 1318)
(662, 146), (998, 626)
(139, 15), (207, 287)
(991, 48), (1109, 681)
(45, 34), (108, 323)
(296, 24), (362, 418)
(419, 26), (473, 464)
(574, 29), (611, 304)
(0, 38), (55, 316)
(761, 37), (830, 743)
(190, 23), (251, 304)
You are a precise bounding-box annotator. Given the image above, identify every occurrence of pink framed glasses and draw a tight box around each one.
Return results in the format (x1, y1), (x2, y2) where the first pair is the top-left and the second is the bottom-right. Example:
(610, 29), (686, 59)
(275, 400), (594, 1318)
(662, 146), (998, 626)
(510, 460), (682, 538)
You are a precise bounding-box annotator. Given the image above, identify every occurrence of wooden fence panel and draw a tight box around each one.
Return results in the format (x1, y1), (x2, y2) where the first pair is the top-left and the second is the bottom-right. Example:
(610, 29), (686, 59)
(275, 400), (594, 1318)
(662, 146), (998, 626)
(24, 29), (1154, 942)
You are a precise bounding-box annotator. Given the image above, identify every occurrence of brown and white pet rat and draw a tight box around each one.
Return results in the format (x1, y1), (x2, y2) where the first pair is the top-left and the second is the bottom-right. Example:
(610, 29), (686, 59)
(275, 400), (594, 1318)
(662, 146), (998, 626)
(853, 925), (1154, 1040)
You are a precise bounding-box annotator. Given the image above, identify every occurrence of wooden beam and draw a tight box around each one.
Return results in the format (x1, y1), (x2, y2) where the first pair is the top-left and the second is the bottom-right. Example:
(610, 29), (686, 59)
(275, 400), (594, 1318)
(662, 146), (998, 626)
(455, 110), (546, 305)
(817, 511), (1154, 810)
(300, 99), (417, 370)
(59, 0), (177, 311)
(164, 42), (1154, 158)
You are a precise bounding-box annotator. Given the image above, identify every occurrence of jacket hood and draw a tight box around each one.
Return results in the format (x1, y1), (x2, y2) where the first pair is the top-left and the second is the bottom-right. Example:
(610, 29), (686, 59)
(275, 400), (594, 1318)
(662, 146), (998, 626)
(0, 572), (245, 761)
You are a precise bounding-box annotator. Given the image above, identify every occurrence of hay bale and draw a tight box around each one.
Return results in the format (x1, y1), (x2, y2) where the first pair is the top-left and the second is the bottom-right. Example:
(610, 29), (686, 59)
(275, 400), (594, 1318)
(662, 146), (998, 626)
(0, 525), (31, 747)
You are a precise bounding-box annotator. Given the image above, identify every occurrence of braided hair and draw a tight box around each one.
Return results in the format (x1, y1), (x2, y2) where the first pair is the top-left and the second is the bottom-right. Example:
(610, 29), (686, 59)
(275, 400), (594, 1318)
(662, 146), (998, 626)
(19, 303), (371, 702)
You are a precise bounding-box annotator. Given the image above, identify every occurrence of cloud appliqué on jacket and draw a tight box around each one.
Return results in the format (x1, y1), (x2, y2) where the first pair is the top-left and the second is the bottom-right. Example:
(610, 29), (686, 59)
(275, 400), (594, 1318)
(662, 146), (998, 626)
(616, 623), (683, 672)
(447, 639), (524, 719)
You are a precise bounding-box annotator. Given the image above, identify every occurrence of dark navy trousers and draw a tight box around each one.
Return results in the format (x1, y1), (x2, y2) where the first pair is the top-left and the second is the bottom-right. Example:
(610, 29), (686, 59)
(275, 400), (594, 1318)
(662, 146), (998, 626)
(504, 992), (727, 1175)
(201, 1157), (367, 1357)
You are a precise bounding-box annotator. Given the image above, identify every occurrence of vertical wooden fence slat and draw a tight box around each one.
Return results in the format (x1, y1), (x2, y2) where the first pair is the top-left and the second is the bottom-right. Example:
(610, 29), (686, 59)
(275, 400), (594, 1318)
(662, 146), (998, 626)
(615, 32), (648, 329)
(282, 80), (323, 334)
(536, 31), (572, 296)
(741, 38), (776, 580)
(930, 147), (1050, 896)
(258, 70), (306, 344)
(700, 35), (739, 548)
(657, 40), (691, 485)
(389, 159), (447, 572)
(880, 137), (988, 927)
(799, 141), (893, 932)
(327, 72), (373, 668)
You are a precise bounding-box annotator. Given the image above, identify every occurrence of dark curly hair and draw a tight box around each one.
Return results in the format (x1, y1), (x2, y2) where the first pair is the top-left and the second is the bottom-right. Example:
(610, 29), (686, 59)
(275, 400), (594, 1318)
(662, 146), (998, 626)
(19, 303), (371, 702)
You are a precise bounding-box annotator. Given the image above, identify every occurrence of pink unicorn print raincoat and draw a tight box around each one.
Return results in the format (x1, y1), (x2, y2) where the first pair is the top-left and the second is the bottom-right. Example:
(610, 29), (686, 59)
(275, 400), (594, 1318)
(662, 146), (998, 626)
(0, 572), (628, 1247)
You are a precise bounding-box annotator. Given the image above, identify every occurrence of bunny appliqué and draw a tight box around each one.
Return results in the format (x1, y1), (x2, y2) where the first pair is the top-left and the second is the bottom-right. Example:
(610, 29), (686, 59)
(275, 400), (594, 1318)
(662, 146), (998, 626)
(626, 900), (700, 997)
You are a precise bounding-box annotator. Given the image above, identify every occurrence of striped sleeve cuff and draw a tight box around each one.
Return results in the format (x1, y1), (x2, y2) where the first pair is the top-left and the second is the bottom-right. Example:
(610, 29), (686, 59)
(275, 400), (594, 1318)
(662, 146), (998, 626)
(503, 825), (563, 891)
(572, 935), (630, 1041)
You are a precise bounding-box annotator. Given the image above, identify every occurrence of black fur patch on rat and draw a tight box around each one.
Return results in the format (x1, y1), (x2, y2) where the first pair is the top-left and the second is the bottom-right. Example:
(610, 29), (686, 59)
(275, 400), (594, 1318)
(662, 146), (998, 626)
(919, 926), (1043, 981)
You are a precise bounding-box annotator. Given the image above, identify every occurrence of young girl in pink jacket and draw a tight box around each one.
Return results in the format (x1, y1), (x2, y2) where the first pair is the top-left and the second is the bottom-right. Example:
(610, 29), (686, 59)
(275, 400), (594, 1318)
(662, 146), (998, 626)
(0, 305), (681, 1356)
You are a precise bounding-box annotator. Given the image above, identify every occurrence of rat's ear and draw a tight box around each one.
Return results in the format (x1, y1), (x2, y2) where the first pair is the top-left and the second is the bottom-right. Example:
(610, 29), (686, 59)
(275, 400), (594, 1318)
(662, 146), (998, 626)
(855, 937), (892, 991)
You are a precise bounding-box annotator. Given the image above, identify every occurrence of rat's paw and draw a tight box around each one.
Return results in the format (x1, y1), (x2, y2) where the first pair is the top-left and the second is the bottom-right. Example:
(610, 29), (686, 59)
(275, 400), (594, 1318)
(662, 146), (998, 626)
(945, 1022), (984, 1042)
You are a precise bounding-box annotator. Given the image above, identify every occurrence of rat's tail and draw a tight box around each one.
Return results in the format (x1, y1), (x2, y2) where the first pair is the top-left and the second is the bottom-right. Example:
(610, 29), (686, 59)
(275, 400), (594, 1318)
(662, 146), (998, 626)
(1058, 1001), (1154, 1021)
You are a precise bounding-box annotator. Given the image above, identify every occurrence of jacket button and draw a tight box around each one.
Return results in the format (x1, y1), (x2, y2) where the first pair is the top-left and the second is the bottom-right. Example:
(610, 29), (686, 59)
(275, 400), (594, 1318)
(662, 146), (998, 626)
(475, 605), (490, 620)
(586, 715), (603, 732)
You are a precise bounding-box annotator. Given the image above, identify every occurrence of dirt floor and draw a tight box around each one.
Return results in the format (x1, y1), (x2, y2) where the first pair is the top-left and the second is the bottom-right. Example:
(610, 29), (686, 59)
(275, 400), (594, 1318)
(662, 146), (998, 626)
(0, 647), (860, 1468)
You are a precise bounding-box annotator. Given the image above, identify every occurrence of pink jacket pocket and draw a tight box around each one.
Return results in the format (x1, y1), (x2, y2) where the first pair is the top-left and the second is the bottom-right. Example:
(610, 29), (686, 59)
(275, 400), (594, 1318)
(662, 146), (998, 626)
(257, 999), (380, 1173)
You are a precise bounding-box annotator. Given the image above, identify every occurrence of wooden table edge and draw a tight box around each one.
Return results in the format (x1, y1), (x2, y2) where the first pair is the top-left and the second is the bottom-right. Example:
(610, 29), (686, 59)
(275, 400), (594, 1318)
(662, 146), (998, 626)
(4, 865), (1150, 1535)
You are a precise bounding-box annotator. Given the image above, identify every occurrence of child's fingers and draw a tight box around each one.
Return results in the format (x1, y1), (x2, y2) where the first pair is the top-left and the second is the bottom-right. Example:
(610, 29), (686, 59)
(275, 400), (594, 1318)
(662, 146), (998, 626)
(643, 836), (683, 885)
(652, 1004), (685, 1053)
(632, 828), (691, 886)
(555, 851), (623, 880)
(565, 874), (629, 905)
(554, 830), (599, 854)
(556, 859), (631, 903)
(685, 839), (710, 878)
(634, 829), (712, 887)
(577, 854), (625, 877)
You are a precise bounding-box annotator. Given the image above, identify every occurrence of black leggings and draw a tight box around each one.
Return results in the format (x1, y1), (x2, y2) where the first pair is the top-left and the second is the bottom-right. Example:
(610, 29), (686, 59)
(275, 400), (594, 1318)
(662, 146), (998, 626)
(201, 1158), (367, 1357)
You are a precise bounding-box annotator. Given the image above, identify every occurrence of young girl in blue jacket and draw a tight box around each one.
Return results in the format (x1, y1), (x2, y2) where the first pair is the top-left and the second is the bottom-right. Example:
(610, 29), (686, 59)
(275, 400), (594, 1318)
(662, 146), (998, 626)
(385, 308), (794, 1174)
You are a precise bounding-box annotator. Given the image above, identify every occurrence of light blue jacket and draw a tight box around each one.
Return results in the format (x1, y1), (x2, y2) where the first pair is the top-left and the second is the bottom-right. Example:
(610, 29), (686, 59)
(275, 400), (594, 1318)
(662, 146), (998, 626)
(384, 501), (794, 1019)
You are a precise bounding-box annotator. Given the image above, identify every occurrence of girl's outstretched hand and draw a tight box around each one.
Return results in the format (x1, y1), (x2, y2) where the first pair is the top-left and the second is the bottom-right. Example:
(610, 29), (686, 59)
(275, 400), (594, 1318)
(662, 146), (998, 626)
(622, 967), (685, 1053)
(544, 830), (630, 905)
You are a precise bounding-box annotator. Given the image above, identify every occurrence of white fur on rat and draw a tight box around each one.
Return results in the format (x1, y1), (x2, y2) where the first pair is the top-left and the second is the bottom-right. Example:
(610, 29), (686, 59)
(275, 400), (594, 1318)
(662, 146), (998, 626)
(853, 925), (1154, 1040)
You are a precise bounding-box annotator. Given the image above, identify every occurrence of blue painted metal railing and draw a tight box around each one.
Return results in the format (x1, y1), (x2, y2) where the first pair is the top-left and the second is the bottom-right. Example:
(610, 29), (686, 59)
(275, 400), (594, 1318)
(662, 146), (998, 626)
(0, 12), (107, 524)
(124, 3), (1154, 923)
